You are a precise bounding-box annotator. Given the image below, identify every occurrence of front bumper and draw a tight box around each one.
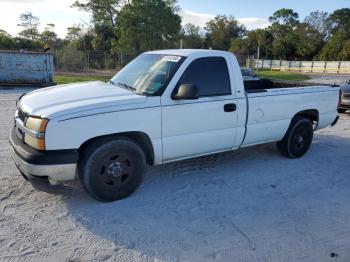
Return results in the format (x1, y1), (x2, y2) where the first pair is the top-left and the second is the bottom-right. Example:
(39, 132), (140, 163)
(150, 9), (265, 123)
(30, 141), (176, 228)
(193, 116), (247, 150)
(9, 126), (78, 181)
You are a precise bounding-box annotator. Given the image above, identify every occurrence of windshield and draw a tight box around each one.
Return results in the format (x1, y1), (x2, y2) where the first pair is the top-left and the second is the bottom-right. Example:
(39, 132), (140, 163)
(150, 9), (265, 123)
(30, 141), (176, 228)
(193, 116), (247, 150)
(111, 54), (184, 95)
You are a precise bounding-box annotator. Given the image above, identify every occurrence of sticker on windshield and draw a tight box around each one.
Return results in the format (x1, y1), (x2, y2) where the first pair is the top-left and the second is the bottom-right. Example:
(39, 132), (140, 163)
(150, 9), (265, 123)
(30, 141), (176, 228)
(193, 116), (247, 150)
(160, 56), (182, 63)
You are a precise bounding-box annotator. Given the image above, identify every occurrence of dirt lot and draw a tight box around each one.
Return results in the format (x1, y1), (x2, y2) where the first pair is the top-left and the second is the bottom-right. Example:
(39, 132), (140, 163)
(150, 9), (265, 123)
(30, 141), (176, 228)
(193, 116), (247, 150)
(305, 74), (350, 85)
(1, 87), (350, 262)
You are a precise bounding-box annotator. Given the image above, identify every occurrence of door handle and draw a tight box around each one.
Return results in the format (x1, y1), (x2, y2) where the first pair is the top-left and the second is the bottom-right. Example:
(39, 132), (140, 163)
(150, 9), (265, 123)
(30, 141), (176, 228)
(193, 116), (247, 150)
(224, 103), (236, 112)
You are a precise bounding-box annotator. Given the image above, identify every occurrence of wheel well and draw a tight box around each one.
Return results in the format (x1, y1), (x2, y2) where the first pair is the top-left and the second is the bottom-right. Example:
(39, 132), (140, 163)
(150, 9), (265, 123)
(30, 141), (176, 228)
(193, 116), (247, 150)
(294, 109), (319, 128)
(78, 132), (155, 165)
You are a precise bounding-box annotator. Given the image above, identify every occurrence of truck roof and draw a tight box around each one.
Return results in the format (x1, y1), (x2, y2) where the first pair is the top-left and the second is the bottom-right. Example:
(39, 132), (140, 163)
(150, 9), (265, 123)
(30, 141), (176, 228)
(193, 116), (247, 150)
(144, 49), (231, 57)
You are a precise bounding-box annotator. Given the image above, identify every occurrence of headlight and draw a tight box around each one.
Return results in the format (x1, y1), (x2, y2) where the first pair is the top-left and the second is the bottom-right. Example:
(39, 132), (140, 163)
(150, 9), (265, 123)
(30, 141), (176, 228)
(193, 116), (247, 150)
(24, 117), (48, 150)
(25, 117), (48, 133)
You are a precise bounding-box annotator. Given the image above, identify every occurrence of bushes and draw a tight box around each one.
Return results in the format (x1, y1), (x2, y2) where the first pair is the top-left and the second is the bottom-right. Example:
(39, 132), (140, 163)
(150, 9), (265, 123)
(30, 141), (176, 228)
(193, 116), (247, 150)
(56, 45), (85, 70)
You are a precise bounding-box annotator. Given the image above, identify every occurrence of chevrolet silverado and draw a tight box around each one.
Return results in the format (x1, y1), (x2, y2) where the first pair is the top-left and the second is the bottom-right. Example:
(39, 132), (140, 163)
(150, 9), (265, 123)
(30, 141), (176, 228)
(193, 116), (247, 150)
(10, 49), (340, 202)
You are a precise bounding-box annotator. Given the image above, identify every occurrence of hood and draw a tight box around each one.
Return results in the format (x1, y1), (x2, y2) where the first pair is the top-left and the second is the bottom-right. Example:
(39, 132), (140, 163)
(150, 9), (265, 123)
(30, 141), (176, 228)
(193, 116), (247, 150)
(19, 81), (148, 119)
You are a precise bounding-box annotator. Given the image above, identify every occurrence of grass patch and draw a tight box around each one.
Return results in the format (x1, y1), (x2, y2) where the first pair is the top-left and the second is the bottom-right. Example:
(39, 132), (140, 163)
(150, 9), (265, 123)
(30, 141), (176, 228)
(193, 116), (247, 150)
(54, 75), (110, 85)
(55, 70), (310, 85)
(257, 70), (310, 81)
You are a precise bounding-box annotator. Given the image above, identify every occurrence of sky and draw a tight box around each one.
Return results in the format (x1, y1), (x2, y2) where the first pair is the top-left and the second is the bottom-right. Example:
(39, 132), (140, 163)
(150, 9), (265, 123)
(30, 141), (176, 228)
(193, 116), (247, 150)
(0, 0), (349, 38)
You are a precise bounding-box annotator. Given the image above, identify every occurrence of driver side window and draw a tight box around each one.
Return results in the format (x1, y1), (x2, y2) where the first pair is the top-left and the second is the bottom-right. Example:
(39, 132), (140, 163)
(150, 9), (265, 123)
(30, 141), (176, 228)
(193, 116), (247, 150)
(176, 57), (231, 97)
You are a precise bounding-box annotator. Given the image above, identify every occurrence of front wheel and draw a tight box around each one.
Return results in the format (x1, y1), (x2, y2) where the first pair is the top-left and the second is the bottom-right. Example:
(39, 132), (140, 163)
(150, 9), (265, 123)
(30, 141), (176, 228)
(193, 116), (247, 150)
(79, 137), (146, 202)
(277, 116), (314, 158)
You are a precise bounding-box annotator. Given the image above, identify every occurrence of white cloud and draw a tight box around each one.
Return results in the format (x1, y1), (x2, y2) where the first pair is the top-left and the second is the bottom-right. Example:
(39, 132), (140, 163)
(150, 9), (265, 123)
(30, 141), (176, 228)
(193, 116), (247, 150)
(0, 2), (270, 39)
(0, 0), (47, 2)
(180, 10), (271, 30)
(180, 10), (215, 28)
(0, 0), (90, 37)
(238, 17), (271, 29)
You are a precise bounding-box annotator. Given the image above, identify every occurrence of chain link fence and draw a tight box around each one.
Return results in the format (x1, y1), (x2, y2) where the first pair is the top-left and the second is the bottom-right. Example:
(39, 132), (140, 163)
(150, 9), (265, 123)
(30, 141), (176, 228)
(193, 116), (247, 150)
(53, 47), (136, 77)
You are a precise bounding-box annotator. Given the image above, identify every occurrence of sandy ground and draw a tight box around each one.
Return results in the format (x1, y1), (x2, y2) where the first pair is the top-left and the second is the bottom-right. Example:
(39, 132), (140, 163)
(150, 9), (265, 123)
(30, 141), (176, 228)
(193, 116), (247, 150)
(1, 87), (350, 262)
(305, 74), (350, 85)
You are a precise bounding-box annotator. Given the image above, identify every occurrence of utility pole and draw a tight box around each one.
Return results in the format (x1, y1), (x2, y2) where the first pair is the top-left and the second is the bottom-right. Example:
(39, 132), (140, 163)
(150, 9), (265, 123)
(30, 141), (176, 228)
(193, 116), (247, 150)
(256, 46), (260, 75)
(180, 39), (183, 49)
(83, 37), (87, 71)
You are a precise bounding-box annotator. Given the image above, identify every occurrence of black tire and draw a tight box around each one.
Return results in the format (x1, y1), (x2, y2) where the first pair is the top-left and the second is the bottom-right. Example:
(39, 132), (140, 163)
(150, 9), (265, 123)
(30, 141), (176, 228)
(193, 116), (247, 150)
(338, 108), (346, 113)
(277, 116), (314, 158)
(78, 137), (146, 202)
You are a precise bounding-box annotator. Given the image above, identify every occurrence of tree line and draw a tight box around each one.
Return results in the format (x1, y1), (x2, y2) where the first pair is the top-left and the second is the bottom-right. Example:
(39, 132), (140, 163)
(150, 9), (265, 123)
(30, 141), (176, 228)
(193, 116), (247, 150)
(0, 0), (349, 63)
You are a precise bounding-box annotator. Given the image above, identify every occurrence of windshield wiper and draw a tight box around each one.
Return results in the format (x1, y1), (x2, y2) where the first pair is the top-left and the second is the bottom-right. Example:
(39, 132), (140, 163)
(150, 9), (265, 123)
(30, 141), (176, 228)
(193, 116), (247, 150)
(117, 82), (136, 91)
(113, 81), (147, 96)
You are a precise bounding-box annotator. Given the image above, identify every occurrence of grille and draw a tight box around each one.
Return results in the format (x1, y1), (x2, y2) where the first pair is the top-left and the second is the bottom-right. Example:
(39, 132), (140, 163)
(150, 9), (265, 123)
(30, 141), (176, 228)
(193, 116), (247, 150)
(17, 107), (27, 122)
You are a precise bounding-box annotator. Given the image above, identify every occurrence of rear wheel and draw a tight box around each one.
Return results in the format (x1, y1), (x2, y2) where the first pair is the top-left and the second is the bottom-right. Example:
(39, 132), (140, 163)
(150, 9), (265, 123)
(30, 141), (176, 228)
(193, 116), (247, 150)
(338, 108), (346, 113)
(277, 116), (313, 158)
(79, 137), (146, 202)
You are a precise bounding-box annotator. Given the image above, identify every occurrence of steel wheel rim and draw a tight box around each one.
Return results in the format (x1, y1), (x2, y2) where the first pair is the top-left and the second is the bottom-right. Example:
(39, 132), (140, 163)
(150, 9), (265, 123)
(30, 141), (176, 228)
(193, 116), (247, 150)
(97, 153), (133, 188)
(291, 126), (307, 152)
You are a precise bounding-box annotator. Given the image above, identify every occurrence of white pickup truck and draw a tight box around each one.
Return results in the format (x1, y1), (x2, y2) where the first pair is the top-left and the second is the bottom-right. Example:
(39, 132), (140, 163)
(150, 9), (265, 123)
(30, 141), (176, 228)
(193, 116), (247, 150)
(10, 49), (340, 202)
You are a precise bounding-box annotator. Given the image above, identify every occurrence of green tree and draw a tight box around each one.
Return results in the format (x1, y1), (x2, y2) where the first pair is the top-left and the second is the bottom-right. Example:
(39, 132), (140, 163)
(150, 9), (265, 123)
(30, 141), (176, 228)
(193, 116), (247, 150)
(57, 44), (85, 70)
(304, 10), (329, 38)
(205, 15), (245, 50)
(0, 29), (15, 49)
(267, 9), (300, 59)
(319, 30), (350, 60)
(250, 29), (273, 58)
(268, 23), (296, 59)
(295, 23), (324, 59)
(338, 39), (350, 60)
(269, 8), (299, 26)
(77, 31), (94, 51)
(66, 26), (83, 41)
(17, 12), (40, 40)
(0, 28), (43, 51)
(92, 23), (115, 51)
(40, 24), (58, 49)
(72, 0), (120, 52)
(13, 37), (44, 51)
(72, 0), (120, 26)
(318, 8), (350, 60)
(229, 29), (273, 61)
(181, 23), (203, 49)
(327, 8), (350, 34)
(0, 29), (11, 37)
(229, 38), (249, 61)
(115, 0), (181, 54)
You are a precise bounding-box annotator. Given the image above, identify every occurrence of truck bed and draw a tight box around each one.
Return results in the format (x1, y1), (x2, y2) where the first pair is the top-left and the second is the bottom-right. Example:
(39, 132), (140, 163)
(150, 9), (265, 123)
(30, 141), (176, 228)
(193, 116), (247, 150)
(242, 84), (339, 147)
(244, 79), (331, 93)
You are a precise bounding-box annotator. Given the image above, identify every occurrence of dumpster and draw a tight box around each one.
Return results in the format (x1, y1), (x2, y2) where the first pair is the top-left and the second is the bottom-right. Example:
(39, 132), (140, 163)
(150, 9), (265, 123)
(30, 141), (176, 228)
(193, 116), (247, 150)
(0, 50), (54, 86)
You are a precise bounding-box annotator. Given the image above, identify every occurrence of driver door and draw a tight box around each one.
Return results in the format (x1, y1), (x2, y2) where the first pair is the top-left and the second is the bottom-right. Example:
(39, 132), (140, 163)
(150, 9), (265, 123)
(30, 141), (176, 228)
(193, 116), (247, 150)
(161, 56), (238, 162)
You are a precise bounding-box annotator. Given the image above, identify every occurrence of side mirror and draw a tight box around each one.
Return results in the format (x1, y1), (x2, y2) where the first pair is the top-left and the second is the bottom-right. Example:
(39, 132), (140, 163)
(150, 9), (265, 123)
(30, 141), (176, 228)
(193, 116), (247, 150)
(172, 84), (199, 100)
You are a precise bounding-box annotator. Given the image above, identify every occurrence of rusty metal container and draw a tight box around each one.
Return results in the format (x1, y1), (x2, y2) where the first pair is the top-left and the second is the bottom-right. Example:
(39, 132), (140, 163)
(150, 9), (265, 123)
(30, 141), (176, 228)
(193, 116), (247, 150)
(0, 50), (54, 86)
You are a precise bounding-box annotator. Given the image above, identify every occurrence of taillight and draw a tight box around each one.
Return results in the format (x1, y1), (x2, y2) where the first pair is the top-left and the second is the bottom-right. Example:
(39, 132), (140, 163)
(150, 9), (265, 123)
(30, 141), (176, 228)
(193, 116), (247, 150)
(338, 89), (343, 108)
